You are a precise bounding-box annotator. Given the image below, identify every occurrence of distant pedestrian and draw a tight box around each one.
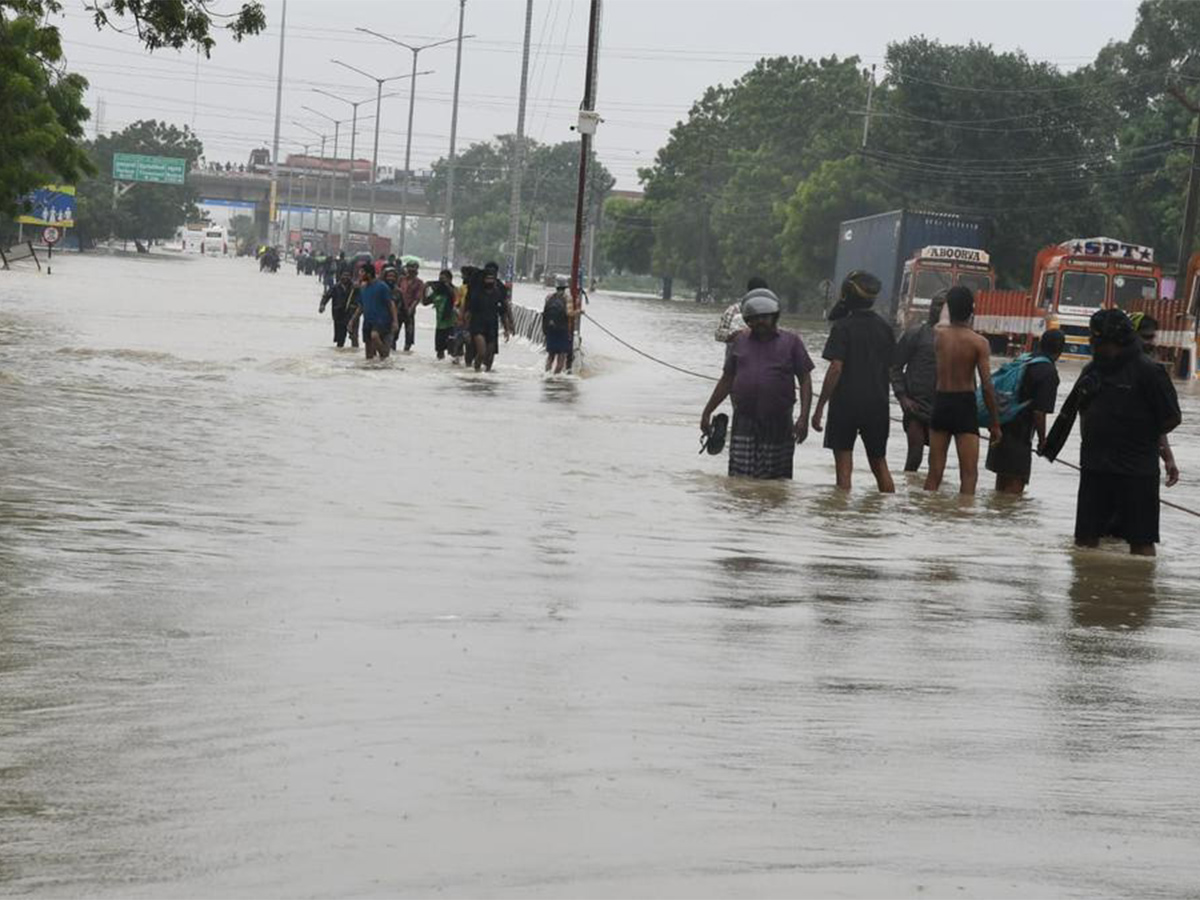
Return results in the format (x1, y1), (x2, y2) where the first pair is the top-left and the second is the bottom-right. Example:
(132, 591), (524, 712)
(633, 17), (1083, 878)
(381, 265), (400, 349)
(319, 268), (356, 348)
(890, 291), (945, 471)
(924, 286), (1001, 495)
(812, 271), (895, 492)
(1134, 314), (1181, 486)
(700, 289), (814, 479)
(465, 262), (512, 373)
(715, 276), (768, 344)
(397, 260), (424, 352)
(985, 329), (1065, 494)
(358, 266), (397, 361)
(425, 269), (458, 360)
(542, 275), (574, 374)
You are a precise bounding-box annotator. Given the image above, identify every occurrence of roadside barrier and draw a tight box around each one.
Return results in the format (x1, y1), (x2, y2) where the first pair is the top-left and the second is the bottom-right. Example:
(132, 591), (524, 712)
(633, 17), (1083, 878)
(0, 242), (42, 271)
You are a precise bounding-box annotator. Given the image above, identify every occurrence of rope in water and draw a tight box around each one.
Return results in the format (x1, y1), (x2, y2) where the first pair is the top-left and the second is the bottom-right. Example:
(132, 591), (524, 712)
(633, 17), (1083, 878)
(583, 310), (1200, 520)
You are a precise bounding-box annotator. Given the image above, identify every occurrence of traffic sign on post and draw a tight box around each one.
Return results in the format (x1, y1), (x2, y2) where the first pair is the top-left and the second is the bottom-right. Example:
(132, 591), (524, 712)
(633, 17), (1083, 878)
(42, 226), (60, 245)
(112, 153), (187, 185)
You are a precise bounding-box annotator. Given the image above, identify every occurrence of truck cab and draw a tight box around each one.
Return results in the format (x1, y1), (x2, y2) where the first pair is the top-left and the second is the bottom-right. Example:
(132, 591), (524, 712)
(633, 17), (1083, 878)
(1038, 237), (1161, 358)
(897, 246), (994, 328)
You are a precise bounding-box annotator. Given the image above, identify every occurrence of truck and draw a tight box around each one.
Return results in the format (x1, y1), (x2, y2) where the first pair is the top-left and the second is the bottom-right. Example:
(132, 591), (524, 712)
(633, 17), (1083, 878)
(833, 209), (992, 325)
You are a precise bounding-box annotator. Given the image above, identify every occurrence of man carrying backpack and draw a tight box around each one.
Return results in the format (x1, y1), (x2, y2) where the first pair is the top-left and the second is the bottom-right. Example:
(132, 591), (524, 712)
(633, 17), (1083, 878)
(542, 275), (574, 374)
(985, 329), (1065, 495)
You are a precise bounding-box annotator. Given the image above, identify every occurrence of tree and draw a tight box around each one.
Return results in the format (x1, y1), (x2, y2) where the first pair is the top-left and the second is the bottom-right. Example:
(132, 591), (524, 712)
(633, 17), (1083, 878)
(600, 196), (653, 274)
(228, 213), (257, 253)
(780, 156), (891, 299)
(2, 0), (264, 223)
(75, 119), (204, 244)
(427, 134), (613, 268)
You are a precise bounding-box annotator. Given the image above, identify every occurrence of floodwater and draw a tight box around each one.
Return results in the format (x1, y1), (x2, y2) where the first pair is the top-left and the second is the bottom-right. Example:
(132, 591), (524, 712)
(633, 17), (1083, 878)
(1, 253), (1199, 899)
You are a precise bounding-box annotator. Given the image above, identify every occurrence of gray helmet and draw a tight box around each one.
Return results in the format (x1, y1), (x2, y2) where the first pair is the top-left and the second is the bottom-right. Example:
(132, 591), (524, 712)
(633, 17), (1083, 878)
(555, 274), (569, 288)
(741, 288), (781, 318)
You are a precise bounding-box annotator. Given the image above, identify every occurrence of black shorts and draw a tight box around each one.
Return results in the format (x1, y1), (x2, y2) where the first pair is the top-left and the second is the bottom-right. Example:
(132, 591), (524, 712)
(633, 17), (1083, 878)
(823, 403), (889, 459)
(985, 424), (1033, 482)
(434, 327), (453, 353)
(363, 319), (391, 342)
(1075, 470), (1160, 546)
(930, 391), (978, 435)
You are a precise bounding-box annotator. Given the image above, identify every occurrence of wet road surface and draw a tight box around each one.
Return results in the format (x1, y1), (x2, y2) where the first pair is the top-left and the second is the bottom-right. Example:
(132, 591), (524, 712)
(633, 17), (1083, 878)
(1, 254), (1199, 898)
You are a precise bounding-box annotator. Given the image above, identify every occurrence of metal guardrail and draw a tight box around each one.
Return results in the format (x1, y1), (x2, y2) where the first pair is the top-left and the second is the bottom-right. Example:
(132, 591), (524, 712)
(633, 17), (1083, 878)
(509, 303), (546, 347)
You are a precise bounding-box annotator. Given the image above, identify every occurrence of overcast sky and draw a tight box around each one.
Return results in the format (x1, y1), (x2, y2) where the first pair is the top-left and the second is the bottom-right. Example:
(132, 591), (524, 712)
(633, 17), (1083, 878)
(57, 0), (1142, 191)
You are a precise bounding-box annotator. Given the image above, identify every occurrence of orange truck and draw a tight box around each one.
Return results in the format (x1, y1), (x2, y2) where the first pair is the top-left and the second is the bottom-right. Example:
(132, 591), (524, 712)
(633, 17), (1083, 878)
(895, 245), (995, 329)
(973, 237), (1194, 374)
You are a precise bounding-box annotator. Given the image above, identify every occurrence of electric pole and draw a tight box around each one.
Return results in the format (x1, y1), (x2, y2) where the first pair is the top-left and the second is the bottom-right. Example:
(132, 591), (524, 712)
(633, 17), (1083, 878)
(507, 0), (534, 284)
(442, 0), (467, 268)
(268, 0), (288, 244)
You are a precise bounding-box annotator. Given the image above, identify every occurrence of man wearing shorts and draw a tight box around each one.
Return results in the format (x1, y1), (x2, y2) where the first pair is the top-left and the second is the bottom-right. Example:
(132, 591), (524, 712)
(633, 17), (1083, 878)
(358, 266), (398, 361)
(924, 286), (1001, 495)
(812, 271), (895, 492)
(985, 329), (1064, 494)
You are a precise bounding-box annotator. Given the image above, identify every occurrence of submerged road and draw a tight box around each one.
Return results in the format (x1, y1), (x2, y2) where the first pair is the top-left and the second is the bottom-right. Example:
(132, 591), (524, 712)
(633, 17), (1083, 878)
(1, 254), (1198, 898)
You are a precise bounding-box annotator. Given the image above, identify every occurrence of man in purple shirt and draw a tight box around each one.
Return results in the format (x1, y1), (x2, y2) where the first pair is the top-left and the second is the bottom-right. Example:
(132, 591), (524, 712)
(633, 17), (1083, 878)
(700, 289), (814, 479)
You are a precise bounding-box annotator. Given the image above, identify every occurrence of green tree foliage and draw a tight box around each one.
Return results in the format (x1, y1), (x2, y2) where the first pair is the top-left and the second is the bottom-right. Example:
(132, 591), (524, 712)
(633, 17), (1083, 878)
(228, 213), (257, 253)
(600, 196), (653, 274)
(609, 0), (1200, 302)
(0, 10), (92, 216)
(75, 119), (204, 244)
(2, 0), (264, 225)
(427, 135), (613, 269)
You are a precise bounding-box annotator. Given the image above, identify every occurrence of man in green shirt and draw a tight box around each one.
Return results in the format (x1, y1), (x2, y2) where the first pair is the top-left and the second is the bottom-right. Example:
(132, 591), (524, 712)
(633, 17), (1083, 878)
(425, 269), (459, 361)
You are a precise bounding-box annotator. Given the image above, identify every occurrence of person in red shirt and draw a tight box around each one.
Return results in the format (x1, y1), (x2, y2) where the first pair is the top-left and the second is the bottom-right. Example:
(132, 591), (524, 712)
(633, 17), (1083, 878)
(396, 260), (425, 353)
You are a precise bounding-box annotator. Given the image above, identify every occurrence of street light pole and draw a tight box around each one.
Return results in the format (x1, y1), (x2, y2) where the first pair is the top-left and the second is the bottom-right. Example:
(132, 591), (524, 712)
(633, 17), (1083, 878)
(297, 142), (311, 242)
(508, 0), (534, 283)
(294, 121), (328, 245)
(357, 29), (464, 257)
(332, 60), (420, 246)
(443, 0), (467, 267)
(268, 0), (287, 244)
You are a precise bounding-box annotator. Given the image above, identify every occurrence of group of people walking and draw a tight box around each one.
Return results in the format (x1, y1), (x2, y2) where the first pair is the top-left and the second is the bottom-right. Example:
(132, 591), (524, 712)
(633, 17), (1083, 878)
(315, 251), (578, 374)
(701, 273), (1182, 555)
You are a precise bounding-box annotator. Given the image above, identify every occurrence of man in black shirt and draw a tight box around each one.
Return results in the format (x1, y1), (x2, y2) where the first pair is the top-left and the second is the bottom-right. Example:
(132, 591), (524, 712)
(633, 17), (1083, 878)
(465, 261), (513, 373)
(986, 329), (1065, 494)
(812, 271), (896, 492)
(1071, 309), (1181, 556)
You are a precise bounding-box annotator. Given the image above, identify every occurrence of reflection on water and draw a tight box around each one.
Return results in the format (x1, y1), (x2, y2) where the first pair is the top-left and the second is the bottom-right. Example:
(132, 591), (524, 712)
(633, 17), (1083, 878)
(0, 255), (1198, 897)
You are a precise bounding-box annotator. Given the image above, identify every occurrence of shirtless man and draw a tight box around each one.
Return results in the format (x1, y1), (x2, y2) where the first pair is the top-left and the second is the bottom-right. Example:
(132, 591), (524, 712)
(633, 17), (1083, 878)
(924, 286), (1001, 495)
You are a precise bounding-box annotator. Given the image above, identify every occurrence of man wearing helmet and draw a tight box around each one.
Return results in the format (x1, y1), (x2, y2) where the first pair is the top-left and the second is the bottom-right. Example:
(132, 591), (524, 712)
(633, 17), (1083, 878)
(700, 289), (814, 479)
(1049, 308), (1181, 556)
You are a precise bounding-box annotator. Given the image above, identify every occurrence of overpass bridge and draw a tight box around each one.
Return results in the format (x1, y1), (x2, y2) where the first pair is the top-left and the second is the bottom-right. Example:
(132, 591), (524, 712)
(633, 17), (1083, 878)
(189, 170), (439, 234)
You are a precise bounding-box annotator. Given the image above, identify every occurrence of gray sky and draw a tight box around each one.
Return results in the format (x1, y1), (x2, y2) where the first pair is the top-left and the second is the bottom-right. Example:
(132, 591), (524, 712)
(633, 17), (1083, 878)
(58, 0), (1142, 191)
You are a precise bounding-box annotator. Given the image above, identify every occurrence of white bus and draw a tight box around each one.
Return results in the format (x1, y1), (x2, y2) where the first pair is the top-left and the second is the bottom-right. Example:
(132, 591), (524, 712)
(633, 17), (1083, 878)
(200, 227), (227, 257)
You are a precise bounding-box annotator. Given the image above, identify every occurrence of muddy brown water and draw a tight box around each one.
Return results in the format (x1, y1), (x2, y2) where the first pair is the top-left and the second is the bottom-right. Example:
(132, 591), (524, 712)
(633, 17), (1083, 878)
(1, 254), (1198, 898)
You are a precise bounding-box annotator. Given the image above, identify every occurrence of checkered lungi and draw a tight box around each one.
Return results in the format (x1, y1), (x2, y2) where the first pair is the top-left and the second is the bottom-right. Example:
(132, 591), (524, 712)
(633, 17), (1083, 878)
(728, 411), (795, 480)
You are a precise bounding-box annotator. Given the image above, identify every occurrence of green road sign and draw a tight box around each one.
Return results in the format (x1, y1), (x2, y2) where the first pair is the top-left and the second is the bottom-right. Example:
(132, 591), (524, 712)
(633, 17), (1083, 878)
(112, 153), (187, 185)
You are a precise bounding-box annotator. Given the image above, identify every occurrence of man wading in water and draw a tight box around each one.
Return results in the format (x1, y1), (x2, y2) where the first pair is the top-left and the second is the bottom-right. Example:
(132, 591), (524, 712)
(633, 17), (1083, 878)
(700, 289), (814, 479)
(358, 266), (398, 361)
(924, 286), (1001, 495)
(812, 271), (896, 492)
(890, 291), (946, 472)
(465, 262), (512, 373)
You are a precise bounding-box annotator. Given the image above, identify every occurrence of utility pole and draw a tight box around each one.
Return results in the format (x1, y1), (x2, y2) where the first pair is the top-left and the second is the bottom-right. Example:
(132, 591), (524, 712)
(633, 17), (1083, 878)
(507, 0), (534, 284)
(357, 28), (459, 257)
(1169, 84), (1200, 288)
(569, 0), (602, 310)
(862, 63), (876, 149)
(332, 61), (420, 244)
(314, 88), (390, 250)
(442, 0), (467, 268)
(302, 105), (346, 246)
(268, 0), (288, 244)
(294, 121), (327, 244)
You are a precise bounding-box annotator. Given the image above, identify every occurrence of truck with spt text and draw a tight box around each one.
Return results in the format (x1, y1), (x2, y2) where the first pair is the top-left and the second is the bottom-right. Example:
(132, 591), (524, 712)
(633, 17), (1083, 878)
(833, 209), (992, 326)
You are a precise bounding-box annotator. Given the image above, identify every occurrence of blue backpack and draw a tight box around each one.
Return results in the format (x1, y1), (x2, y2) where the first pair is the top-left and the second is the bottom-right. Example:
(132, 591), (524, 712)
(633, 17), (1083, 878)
(976, 353), (1050, 426)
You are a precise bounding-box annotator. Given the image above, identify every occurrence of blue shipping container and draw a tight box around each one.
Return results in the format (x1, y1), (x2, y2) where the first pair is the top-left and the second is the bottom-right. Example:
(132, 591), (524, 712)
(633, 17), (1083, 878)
(833, 210), (991, 324)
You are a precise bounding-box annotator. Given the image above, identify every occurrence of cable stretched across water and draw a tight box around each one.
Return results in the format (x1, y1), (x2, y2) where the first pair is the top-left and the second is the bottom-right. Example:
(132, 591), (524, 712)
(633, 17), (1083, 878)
(582, 310), (1200, 520)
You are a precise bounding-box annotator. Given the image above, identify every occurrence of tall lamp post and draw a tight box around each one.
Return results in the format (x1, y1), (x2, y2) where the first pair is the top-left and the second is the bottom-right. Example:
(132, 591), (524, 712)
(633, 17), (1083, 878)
(331, 60), (422, 242)
(293, 122), (327, 247)
(442, 0), (468, 267)
(313, 88), (392, 249)
(358, 28), (469, 256)
(268, 0), (288, 244)
(302, 104), (354, 245)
